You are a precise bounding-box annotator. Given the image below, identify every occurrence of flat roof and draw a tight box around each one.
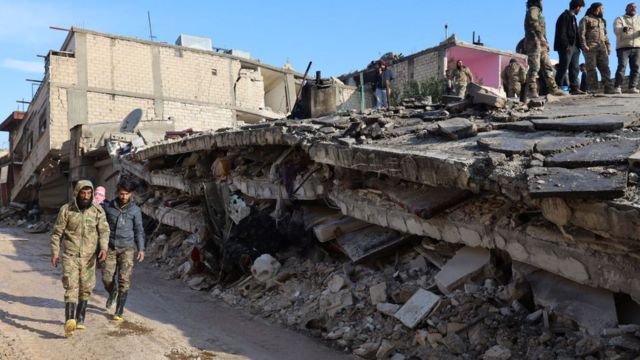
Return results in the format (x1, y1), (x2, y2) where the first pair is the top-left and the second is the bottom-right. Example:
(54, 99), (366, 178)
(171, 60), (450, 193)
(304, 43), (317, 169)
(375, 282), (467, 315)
(58, 27), (305, 78)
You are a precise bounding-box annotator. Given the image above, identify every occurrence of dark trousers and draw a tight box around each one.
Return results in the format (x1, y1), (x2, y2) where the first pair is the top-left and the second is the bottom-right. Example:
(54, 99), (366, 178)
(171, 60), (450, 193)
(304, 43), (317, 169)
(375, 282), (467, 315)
(555, 45), (580, 91)
(615, 48), (640, 89)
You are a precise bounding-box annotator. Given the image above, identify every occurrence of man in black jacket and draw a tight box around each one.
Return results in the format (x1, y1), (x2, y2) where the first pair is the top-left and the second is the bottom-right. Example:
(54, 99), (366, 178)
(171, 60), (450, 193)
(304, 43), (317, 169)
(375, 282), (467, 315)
(100, 178), (145, 321)
(555, 0), (586, 94)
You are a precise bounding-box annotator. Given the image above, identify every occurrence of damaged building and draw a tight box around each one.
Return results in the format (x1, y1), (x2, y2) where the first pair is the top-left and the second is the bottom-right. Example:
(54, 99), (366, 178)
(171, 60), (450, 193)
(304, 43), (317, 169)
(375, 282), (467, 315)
(118, 86), (640, 358)
(1, 27), (303, 210)
(2, 25), (640, 360)
(339, 35), (527, 107)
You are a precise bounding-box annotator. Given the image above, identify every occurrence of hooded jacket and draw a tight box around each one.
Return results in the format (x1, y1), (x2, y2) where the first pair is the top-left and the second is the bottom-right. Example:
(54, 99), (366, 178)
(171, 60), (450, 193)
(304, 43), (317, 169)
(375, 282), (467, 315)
(51, 180), (110, 258)
(103, 198), (145, 251)
(614, 14), (640, 49)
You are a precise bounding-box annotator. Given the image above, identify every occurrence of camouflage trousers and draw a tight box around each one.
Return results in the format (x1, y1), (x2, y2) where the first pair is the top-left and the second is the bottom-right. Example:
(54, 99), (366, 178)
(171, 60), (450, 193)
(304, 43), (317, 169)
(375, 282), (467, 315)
(506, 81), (523, 98)
(584, 44), (612, 91)
(100, 247), (135, 293)
(453, 82), (468, 98)
(62, 254), (97, 302)
(526, 46), (559, 92)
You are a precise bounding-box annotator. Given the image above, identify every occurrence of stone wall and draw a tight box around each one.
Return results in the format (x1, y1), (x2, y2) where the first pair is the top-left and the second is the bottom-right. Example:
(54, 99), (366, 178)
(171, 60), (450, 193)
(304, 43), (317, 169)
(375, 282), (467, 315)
(390, 50), (442, 94)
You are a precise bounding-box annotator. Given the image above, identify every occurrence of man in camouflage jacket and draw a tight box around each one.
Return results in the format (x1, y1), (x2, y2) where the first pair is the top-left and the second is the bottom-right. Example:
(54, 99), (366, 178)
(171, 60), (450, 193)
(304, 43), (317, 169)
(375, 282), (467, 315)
(579, 2), (615, 93)
(51, 180), (109, 337)
(524, 0), (569, 98)
(502, 59), (527, 99)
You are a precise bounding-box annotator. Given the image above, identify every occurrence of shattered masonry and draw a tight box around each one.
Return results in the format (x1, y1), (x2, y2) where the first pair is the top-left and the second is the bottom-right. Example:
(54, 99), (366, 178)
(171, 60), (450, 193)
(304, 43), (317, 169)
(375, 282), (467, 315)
(124, 93), (640, 304)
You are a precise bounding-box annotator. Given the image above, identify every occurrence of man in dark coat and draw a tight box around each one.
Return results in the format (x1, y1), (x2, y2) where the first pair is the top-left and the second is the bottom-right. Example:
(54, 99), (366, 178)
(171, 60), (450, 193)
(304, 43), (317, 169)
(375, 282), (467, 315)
(555, 0), (586, 94)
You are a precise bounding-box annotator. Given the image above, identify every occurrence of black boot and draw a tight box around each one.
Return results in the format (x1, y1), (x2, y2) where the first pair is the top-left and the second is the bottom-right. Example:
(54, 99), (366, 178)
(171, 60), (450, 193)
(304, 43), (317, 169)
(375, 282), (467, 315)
(106, 289), (117, 310)
(75, 300), (87, 330)
(64, 302), (76, 337)
(113, 291), (128, 321)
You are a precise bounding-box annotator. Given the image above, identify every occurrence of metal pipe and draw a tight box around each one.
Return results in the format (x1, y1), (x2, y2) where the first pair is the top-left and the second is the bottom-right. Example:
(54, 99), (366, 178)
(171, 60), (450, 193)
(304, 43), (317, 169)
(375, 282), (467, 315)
(359, 72), (365, 113)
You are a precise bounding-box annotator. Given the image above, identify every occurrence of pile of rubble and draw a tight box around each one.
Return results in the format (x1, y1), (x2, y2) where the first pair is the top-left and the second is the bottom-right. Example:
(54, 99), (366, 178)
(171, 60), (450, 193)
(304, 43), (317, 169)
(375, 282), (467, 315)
(147, 233), (639, 359)
(121, 92), (640, 358)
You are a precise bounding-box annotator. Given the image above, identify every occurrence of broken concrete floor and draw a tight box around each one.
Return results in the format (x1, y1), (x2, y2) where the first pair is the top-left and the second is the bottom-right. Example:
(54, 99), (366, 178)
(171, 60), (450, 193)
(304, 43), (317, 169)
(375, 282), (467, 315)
(118, 93), (640, 359)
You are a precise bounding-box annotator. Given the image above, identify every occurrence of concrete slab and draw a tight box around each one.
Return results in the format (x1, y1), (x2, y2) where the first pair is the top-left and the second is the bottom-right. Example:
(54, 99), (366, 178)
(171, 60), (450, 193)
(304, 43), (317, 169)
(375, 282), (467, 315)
(434, 247), (491, 294)
(311, 115), (351, 129)
(545, 140), (640, 168)
(313, 216), (371, 243)
(336, 226), (406, 263)
(628, 151), (640, 173)
(477, 137), (538, 155)
(496, 121), (536, 133)
(436, 118), (477, 140)
(527, 167), (627, 199)
(527, 270), (618, 336)
(468, 84), (507, 108)
(531, 117), (626, 132)
(394, 289), (440, 328)
(534, 137), (594, 155)
(380, 186), (472, 219)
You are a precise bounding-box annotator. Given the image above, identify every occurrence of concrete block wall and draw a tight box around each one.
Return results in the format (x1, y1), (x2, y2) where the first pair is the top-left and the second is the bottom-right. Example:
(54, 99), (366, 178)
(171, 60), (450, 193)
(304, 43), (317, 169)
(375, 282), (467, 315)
(49, 56), (78, 86)
(164, 101), (234, 130)
(389, 51), (442, 94)
(86, 92), (156, 124)
(336, 85), (361, 112)
(158, 46), (239, 105)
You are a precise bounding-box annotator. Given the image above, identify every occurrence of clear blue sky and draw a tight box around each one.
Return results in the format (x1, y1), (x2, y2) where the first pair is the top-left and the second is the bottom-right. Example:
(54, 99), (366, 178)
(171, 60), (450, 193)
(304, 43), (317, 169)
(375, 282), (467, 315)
(0, 0), (634, 148)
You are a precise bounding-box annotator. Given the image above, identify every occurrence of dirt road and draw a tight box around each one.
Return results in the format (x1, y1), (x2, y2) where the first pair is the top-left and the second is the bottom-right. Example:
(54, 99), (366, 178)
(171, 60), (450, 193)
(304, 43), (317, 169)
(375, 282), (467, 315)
(0, 228), (354, 360)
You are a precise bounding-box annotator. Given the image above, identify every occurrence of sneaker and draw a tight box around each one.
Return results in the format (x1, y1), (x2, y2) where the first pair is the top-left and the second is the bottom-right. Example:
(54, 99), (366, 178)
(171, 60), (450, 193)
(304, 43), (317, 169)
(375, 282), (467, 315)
(614, 87), (623, 94)
(628, 88), (640, 94)
(570, 89), (586, 95)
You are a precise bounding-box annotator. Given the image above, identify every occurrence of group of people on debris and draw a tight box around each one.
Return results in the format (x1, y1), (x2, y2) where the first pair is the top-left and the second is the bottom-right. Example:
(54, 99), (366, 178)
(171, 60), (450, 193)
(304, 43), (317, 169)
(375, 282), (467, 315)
(374, 0), (640, 109)
(50, 178), (145, 337)
(520, 0), (640, 98)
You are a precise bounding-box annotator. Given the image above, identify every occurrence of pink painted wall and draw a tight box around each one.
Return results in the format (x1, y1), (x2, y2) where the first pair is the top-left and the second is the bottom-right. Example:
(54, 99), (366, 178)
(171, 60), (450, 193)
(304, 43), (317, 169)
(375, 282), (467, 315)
(446, 46), (526, 89)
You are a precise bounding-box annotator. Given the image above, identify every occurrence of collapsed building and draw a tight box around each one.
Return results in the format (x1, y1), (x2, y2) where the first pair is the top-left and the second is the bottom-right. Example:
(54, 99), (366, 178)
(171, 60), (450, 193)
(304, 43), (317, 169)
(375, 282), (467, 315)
(119, 87), (640, 358)
(1, 27), (304, 210)
(2, 27), (640, 358)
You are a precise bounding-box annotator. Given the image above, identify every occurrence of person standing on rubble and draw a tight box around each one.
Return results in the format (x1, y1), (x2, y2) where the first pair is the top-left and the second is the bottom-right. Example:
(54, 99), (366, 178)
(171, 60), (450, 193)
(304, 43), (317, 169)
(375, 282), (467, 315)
(524, 0), (570, 98)
(501, 59), (527, 99)
(449, 60), (473, 98)
(374, 60), (393, 110)
(613, 2), (640, 94)
(579, 2), (615, 93)
(100, 178), (145, 321)
(554, 0), (586, 94)
(50, 180), (109, 337)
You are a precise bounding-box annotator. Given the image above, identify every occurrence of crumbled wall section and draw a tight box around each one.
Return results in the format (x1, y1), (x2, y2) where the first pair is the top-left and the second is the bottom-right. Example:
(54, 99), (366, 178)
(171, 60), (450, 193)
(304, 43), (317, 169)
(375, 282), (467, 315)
(236, 69), (266, 110)
(49, 87), (69, 148)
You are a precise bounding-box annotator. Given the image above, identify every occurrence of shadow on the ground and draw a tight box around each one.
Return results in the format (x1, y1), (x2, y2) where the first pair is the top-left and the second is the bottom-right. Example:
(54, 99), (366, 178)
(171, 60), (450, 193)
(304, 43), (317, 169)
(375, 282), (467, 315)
(0, 291), (64, 309)
(0, 309), (64, 340)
